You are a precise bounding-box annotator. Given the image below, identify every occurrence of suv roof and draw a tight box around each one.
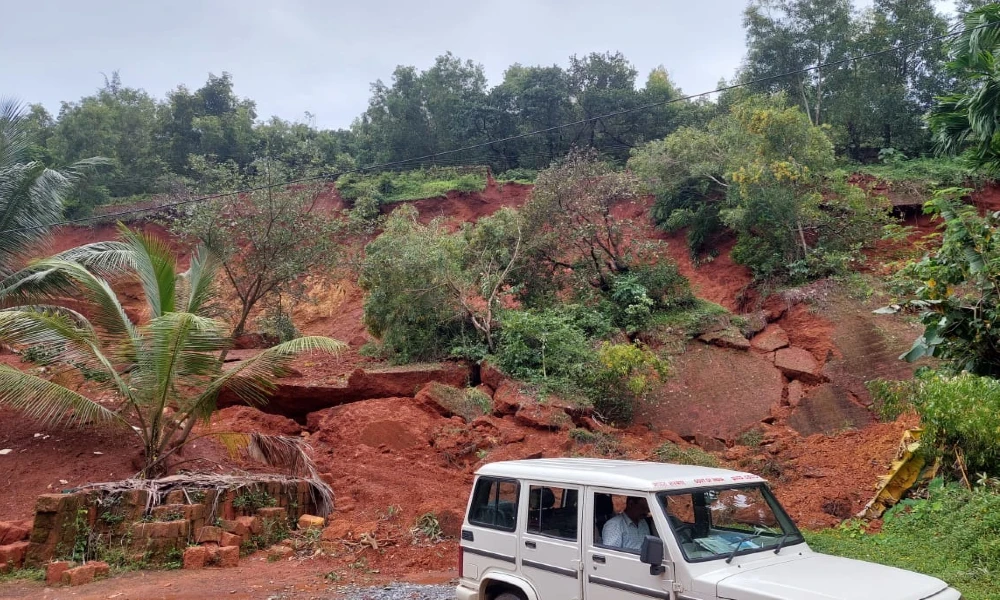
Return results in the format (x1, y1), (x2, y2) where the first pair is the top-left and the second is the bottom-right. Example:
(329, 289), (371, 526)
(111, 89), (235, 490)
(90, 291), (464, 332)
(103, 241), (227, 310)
(476, 458), (765, 492)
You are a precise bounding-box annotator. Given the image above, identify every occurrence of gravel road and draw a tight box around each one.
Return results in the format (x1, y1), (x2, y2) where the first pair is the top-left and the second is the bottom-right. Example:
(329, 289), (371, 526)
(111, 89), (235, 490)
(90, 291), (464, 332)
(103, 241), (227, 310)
(334, 583), (455, 600)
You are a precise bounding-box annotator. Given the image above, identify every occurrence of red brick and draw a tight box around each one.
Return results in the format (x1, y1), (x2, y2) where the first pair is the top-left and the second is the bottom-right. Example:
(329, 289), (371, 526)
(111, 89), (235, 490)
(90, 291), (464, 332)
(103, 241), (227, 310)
(61, 564), (96, 586)
(235, 516), (260, 535)
(0, 522), (29, 545)
(0, 542), (29, 569)
(91, 561), (110, 578)
(196, 526), (223, 544)
(183, 546), (208, 569)
(256, 507), (286, 520)
(220, 532), (242, 548)
(45, 561), (72, 585)
(218, 519), (248, 536)
(297, 514), (325, 530)
(217, 545), (240, 568)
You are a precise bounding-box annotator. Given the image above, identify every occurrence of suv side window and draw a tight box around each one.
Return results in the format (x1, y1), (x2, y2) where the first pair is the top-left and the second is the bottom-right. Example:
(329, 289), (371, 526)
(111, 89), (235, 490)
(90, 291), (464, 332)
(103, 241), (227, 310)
(468, 477), (519, 531)
(526, 485), (578, 540)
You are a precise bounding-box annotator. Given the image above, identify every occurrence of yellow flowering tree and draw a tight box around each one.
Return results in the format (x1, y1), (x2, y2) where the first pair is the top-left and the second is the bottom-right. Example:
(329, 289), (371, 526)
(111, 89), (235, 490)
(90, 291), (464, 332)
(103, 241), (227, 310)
(630, 94), (888, 280)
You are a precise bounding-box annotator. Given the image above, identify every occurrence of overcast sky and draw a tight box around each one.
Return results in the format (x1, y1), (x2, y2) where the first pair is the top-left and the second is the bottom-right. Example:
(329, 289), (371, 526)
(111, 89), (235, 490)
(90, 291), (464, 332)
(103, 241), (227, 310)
(1, 0), (960, 130)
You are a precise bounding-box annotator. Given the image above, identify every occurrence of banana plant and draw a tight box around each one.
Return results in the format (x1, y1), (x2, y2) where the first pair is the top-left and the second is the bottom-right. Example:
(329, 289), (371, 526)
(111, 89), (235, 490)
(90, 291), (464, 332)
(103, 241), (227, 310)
(0, 224), (343, 477)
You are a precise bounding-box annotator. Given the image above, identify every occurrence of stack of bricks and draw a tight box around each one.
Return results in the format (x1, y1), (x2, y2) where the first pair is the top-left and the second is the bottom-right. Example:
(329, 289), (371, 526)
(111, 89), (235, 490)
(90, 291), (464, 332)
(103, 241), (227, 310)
(22, 477), (324, 574)
(45, 560), (111, 586)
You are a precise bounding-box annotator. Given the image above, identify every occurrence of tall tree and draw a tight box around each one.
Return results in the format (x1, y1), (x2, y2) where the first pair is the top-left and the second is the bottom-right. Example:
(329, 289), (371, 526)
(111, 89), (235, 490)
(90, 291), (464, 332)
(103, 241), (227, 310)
(743, 0), (855, 126)
(50, 73), (166, 205)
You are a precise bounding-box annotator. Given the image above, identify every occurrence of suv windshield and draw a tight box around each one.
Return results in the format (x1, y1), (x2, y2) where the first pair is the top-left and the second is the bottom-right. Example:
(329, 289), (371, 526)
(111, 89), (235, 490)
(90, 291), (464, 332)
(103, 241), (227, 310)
(657, 484), (803, 562)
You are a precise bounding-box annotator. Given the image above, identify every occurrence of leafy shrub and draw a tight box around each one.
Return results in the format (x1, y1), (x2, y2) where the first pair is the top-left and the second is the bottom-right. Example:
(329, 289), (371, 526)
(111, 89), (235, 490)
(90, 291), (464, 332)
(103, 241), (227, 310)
(336, 167), (487, 204)
(858, 156), (988, 195)
(255, 309), (299, 343)
(493, 307), (596, 384)
(806, 481), (1000, 600)
(497, 168), (538, 184)
(650, 299), (731, 338)
(868, 371), (1000, 475)
(608, 274), (654, 333)
(587, 342), (668, 424)
(569, 429), (624, 457)
(345, 191), (384, 233)
(652, 442), (719, 467)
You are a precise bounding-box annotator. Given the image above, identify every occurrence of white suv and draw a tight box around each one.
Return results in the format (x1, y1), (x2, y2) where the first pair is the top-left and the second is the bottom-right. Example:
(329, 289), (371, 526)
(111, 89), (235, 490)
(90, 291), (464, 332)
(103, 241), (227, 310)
(456, 458), (961, 600)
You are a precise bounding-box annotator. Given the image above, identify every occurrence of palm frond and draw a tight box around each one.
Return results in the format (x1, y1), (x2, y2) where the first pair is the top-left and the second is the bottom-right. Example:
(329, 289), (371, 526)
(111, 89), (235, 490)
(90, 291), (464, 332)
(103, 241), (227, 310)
(0, 364), (126, 428)
(115, 225), (178, 318)
(133, 313), (228, 411)
(217, 432), (316, 476)
(53, 240), (137, 279)
(187, 336), (344, 419)
(0, 258), (138, 344)
(180, 245), (219, 314)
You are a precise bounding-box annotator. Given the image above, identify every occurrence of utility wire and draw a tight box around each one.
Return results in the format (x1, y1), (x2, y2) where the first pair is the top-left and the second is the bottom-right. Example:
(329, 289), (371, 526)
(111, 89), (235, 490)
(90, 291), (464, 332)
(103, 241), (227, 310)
(2, 20), (992, 235)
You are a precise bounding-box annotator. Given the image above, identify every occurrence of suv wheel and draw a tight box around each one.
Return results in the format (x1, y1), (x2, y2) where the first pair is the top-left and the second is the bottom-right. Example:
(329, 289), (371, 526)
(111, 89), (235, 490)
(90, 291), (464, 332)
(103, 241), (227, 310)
(495, 593), (525, 600)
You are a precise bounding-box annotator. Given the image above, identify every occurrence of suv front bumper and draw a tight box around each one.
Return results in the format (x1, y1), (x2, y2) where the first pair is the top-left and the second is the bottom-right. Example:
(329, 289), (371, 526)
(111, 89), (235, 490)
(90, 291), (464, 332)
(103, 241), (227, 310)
(456, 584), (478, 600)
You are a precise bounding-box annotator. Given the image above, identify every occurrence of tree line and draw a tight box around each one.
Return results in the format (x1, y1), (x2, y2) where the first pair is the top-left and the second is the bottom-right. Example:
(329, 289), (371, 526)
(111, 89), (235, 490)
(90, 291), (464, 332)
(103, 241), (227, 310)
(14, 0), (974, 216)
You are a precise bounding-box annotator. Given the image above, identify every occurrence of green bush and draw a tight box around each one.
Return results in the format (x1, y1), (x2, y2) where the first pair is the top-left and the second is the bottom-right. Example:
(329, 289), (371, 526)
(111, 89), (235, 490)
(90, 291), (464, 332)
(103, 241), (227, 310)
(493, 307), (596, 384)
(255, 309), (299, 343)
(650, 299), (731, 338)
(497, 168), (538, 184)
(336, 167), (487, 204)
(858, 156), (988, 194)
(652, 442), (719, 467)
(868, 371), (1000, 475)
(806, 481), (1000, 600)
(588, 342), (668, 424)
(608, 274), (654, 334)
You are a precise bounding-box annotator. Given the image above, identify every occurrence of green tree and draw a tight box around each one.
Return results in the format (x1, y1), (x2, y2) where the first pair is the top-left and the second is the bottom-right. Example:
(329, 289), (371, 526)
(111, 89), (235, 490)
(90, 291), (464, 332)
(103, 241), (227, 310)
(630, 95), (888, 279)
(359, 205), (522, 361)
(0, 225), (343, 477)
(49, 72), (166, 206)
(743, 0), (855, 126)
(523, 149), (684, 296)
(0, 99), (105, 276)
(176, 159), (340, 343)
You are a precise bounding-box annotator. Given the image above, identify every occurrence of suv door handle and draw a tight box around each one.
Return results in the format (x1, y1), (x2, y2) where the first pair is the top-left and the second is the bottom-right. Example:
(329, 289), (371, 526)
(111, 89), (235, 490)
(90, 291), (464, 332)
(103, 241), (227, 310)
(593, 554), (606, 564)
(525, 541), (536, 549)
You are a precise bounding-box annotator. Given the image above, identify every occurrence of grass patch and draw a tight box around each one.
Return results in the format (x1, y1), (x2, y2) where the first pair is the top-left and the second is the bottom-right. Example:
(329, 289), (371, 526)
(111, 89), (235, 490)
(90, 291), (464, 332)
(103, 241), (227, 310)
(857, 156), (990, 196)
(0, 568), (45, 583)
(650, 299), (731, 338)
(651, 442), (719, 467)
(337, 167), (487, 203)
(496, 168), (537, 184)
(569, 428), (624, 457)
(805, 481), (1000, 600)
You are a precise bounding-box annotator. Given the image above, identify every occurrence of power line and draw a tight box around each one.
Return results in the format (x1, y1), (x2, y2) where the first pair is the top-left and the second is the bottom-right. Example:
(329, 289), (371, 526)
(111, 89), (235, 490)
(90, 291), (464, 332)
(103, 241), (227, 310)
(2, 20), (991, 235)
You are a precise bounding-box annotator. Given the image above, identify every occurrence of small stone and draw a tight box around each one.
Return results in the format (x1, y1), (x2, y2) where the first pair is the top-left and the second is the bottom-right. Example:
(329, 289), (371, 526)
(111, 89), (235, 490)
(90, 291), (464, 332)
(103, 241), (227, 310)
(183, 546), (208, 570)
(45, 561), (72, 585)
(297, 514), (325, 530)
(0, 449), (11, 455)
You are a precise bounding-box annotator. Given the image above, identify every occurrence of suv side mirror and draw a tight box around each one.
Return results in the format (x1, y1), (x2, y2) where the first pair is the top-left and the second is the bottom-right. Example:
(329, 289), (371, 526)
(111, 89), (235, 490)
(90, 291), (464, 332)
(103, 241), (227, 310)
(639, 535), (665, 575)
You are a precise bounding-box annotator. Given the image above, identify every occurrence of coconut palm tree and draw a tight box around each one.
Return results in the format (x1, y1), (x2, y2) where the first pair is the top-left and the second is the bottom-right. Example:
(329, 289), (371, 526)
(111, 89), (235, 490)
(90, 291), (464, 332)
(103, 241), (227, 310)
(0, 224), (344, 477)
(928, 5), (1000, 172)
(0, 98), (105, 276)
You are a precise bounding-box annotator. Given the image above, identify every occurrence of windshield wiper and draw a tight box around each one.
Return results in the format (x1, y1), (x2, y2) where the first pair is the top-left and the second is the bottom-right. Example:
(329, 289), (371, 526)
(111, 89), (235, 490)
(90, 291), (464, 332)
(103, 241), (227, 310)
(773, 533), (791, 554)
(725, 533), (764, 564)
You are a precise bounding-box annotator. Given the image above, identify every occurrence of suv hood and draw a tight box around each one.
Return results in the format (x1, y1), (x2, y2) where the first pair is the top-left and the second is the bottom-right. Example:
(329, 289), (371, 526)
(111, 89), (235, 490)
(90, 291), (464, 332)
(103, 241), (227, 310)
(717, 554), (948, 600)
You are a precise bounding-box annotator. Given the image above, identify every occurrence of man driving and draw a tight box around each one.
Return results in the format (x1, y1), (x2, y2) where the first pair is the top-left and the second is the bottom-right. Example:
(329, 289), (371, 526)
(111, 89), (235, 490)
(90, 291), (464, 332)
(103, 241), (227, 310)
(601, 496), (651, 551)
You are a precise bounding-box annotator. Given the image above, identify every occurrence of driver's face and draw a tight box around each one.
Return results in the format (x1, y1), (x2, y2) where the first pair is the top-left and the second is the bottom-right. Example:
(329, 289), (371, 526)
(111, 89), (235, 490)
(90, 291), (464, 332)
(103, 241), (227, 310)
(626, 497), (649, 520)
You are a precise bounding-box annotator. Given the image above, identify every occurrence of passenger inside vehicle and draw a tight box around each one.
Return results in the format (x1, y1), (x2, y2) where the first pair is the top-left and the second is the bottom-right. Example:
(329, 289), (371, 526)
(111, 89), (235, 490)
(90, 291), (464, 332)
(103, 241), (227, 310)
(600, 496), (652, 552)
